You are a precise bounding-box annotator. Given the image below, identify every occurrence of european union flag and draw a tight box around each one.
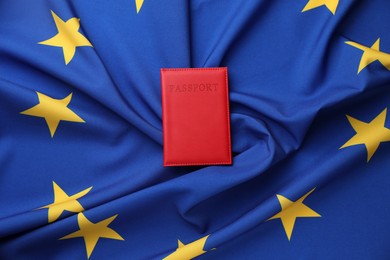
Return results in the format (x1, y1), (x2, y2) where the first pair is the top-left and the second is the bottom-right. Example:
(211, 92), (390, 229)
(1, 0), (390, 259)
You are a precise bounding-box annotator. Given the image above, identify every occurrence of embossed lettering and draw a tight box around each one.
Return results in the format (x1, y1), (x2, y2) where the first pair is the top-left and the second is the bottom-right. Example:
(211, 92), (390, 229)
(169, 83), (218, 93)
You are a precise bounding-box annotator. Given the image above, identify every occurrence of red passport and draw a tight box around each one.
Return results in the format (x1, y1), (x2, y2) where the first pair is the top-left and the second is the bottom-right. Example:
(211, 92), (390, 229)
(161, 67), (232, 166)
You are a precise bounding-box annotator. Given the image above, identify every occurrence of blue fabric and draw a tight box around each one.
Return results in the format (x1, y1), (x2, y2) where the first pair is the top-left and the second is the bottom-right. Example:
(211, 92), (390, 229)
(1, 0), (390, 259)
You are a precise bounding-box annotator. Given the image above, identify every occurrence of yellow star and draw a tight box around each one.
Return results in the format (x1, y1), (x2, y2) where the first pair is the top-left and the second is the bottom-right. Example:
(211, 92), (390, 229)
(268, 188), (320, 241)
(302, 0), (339, 15)
(20, 92), (85, 137)
(345, 38), (390, 74)
(163, 235), (210, 260)
(340, 108), (390, 162)
(39, 10), (92, 65)
(39, 181), (92, 223)
(60, 213), (124, 259)
(135, 0), (144, 13)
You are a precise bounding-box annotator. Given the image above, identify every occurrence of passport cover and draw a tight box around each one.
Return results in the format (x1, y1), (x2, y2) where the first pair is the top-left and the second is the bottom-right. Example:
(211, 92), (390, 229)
(161, 67), (232, 166)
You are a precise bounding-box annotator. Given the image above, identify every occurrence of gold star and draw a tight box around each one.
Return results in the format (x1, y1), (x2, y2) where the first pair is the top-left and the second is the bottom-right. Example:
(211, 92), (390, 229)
(340, 108), (390, 162)
(60, 213), (124, 259)
(268, 188), (320, 241)
(39, 10), (92, 65)
(135, 0), (144, 13)
(302, 0), (339, 15)
(20, 92), (85, 137)
(39, 181), (92, 223)
(345, 38), (390, 74)
(163, 235), (210, 260)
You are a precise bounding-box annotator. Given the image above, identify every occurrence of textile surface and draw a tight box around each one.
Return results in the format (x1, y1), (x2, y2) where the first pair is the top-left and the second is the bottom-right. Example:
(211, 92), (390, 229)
(1, 0), (390, 259)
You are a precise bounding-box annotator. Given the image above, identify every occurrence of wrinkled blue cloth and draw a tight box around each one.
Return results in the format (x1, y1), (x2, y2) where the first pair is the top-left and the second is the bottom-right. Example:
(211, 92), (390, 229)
(1, 0), (390, 259)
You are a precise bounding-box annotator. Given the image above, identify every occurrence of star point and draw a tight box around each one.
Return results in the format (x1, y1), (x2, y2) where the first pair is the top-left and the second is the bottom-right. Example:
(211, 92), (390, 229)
(135, 0), (144, 13)
(340, 108), (390, 162)
(163, 235), (210, 260)
(39, 10), (92, 65)
(345, 38), (390, 74)
(302, 0), (339, 15)
(268, 188), (320, 241)
(60, 213), (124, 259)
(39, 181), (92, 223)
(21, 92), (85, 137)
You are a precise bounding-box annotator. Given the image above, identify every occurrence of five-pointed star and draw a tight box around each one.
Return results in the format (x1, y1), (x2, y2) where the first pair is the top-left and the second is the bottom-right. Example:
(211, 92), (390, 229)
(39, 181), (92, 223)
(39, 10), (92, 65)
(268, 188), (320, 241)
(302, 0), (339, 15)
(60, 213), (124, 259)
(163, 235), (210, 260)
(20, 92), (85, 137)
(340, 108), (390, 162)
(345, 38), (390, 74)
(135, 0), (144, 13)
